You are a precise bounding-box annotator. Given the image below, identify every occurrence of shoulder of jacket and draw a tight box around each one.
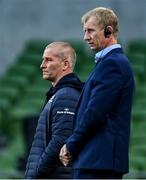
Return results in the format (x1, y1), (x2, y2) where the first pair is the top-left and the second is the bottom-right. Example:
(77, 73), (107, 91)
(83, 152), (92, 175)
(52, 87), (79, 105)
(56, 87), (79, 97)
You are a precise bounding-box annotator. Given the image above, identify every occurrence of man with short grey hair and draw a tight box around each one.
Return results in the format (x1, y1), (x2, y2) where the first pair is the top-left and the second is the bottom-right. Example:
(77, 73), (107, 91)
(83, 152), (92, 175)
(25, 41), (83, 179)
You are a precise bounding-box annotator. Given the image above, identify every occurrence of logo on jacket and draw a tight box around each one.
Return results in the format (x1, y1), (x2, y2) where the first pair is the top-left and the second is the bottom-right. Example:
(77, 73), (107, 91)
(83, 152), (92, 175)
(57, 108), (75, 115)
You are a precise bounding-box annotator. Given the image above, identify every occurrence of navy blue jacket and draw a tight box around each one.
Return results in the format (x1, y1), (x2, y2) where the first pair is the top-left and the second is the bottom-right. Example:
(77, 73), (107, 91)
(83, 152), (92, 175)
(25, 73), (82, 179)
(66, 48), (135, 173)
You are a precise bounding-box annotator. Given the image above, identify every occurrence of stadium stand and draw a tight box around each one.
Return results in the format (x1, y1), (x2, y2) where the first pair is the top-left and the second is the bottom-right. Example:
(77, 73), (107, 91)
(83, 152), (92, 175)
(0, 39), (146, 178)
(126, 39), (146, 178)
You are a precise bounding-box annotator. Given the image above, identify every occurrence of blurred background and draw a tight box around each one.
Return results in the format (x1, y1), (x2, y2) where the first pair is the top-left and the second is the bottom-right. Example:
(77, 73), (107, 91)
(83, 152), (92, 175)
(0, 0), (146, 178)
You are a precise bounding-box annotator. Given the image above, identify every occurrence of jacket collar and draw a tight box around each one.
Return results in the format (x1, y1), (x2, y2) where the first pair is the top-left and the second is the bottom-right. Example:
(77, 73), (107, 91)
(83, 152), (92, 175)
(95, 47), (123, 65)
(95, 44), (122, 63)
(46, 73), (83, 101)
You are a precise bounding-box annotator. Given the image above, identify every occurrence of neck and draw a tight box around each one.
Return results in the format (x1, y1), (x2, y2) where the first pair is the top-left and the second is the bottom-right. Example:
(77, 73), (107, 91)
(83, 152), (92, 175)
(52, 70), (73, 87)
(103, 37), (117, 49)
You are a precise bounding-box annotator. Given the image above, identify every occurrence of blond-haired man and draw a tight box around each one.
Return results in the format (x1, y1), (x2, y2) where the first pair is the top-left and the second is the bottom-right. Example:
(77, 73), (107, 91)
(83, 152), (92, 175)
(60, 7), (135, 179)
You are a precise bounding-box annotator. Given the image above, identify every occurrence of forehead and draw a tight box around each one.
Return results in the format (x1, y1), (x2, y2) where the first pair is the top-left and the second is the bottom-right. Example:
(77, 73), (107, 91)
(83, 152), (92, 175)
(43, 46), (59, 58)
(83, 16), (99, 29)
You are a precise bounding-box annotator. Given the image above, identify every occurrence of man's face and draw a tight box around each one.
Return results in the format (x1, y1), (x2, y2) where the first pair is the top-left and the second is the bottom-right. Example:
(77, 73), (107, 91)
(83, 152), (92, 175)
(83, 16), (105, 51)
(40, 47), (64, 82)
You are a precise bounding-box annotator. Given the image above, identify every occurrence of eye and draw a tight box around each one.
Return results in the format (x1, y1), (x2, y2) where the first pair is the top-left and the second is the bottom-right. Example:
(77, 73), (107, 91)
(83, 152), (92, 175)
(88, 28), (94, 33)
(84, 28), (94, 34)
(45, 58), (53, 62)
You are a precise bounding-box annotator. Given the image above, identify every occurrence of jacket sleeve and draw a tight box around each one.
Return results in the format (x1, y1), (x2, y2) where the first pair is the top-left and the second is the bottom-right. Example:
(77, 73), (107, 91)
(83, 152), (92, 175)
(36, 91), (79, 177)
(66, 59), (124, 157)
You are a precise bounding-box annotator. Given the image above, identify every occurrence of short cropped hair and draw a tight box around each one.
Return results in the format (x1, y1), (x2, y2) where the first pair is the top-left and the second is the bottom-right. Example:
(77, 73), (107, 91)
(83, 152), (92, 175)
(46, 42), (76, 70)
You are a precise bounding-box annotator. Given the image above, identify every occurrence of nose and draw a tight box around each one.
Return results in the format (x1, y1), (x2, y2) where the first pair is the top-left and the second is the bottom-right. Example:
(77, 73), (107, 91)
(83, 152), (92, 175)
(84, 32), (90, 41)
(40, 60), (45, 69)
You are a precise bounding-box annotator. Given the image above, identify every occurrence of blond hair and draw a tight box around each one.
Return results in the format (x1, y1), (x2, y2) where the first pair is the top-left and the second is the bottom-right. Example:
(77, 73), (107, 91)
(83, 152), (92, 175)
(82, 7), (118, 37)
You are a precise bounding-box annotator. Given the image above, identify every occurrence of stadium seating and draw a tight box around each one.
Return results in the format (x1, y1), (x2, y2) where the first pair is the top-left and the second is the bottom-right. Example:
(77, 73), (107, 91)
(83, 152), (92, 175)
(127, 39), (146, 176)
(127, 39), (146, 54)
(0, 38), (146, 178)
(23, 39), (49, 54)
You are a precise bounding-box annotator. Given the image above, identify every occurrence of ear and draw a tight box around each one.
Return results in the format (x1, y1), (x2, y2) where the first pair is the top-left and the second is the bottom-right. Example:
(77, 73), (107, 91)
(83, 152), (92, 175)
(107, 26), (113, 34)
(62, 60), (70, 71)
(107, 26), (113, 33)
(104, 26), (113, 38)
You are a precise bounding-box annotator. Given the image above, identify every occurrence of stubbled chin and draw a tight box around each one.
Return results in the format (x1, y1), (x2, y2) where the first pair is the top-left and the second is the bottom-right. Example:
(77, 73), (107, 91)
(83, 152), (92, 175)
(90, 46), (96, 50)
(43, 75), (48, 80)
